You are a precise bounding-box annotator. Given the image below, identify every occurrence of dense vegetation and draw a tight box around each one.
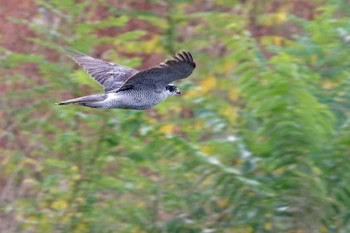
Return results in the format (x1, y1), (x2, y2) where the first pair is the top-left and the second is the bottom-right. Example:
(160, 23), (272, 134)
(2, 0), (350, 232)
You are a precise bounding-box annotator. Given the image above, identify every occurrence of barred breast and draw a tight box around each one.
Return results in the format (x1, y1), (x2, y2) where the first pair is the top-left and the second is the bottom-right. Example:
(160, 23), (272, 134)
(107, 89), (168, 110)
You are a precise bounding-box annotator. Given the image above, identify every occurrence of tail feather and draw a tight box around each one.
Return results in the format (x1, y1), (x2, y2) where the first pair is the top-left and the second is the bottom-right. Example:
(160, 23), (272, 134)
(56, 94), (107, 106)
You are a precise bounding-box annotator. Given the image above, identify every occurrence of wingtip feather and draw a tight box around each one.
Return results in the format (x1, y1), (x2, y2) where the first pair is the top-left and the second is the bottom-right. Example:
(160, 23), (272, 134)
(62, 47), (88, 59)
(173, 51), (196, 68)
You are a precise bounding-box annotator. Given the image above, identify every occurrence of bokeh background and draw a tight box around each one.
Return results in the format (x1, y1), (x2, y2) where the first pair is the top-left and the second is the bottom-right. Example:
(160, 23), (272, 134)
(1, 0), (350, 232)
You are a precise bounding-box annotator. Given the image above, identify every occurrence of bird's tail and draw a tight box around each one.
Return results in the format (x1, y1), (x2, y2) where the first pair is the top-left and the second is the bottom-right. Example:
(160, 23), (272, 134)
(56, 94), (107, 106)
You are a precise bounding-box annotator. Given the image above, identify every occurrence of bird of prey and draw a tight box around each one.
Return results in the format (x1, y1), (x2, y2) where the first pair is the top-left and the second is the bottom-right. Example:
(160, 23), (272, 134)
(57, 49), (196, 110)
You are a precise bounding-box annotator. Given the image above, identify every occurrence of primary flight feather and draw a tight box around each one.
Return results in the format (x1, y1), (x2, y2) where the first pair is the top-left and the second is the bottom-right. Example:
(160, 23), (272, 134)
(57, 49), (196, 110)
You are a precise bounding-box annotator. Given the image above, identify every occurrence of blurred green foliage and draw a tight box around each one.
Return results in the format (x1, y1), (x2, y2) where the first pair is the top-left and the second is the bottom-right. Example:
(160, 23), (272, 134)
(2, 0), (350, 232)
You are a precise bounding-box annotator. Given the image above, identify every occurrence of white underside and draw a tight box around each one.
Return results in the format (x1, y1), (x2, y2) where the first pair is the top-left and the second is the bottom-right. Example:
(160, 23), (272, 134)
(88, 91), (170, 110)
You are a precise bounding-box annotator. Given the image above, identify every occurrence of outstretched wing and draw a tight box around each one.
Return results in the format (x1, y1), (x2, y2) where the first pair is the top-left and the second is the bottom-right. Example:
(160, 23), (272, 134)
(65, 48), (138, 93)
(114, 51), (196, 92)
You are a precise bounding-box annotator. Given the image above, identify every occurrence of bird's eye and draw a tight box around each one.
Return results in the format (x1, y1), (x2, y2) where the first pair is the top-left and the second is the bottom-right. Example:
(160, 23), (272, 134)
(166, 85), (176, 92)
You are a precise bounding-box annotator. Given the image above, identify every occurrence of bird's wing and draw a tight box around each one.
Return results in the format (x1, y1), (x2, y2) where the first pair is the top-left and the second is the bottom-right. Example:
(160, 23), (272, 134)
(114, 51), (196, 92)
(66, 48), (138, 93)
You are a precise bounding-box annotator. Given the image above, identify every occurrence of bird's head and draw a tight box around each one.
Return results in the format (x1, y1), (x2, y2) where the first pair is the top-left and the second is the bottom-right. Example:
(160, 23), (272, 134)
(165, 84), (181, 96)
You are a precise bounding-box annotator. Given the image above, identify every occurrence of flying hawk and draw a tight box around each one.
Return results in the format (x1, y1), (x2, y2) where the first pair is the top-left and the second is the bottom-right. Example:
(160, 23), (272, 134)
(57, 49), (196, 110)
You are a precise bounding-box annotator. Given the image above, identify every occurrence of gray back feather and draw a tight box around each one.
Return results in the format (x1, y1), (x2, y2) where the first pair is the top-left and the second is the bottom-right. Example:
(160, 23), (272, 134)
(114, 51), (196, 92)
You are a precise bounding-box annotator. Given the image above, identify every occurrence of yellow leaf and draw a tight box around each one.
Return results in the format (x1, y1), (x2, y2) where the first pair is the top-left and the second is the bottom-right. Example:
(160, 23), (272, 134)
(200, 146), (213, 155)
(311, 166), (322, 175)
(287, 230), (304, 233)
(217, 198), (229, 208)
(184, 173), (196, 179)
(261, 36), (289, 47)
(260, 12), (287, 26)
(120, 42), (140, 53)
(19, 158), (42, 171)
(51, 200), (68, 211)
(275, 168), (285, 174)
(228, 227), (253, 233)
(39, 201), (48, 208)
(23, 178), (37, 186)
(264, 222), (272, 230)
(50, 187), (59, 194)
(137, 201), (145, 208)
(322, 81), (338, 89)
(310, 55), (318, 64)
(234, 158), (245, 165)
(144, 36), (160, 54)
(222, 105), (237, 124)
(16, 213), (23, 221)
(73, 174), (81, 180)
(260, 15), (273, 26)
(203, 178), (213, 185)
(247, 191), (255, 197)
(1, 152), (10, 165)
(335, 98), (345, 102)
(195, 119), (205, 129)
(70, 165), (79, 171)
(184, 88), (201, 99)
(145, 117), (157, 124)
(274, 12), (287, 24)
(159, 124), (174, 134)
(200, 75), (217, 92)
(228, 88), (239, 101)
(75, 197), (84, 203)
(260, 36), (272, 46)
(75, 224), (87, 233)
(26, 215), (38, 222)
(272, 36), (283, 47)
(320, 225), (328, 233)
(222, 60), (236, 74)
